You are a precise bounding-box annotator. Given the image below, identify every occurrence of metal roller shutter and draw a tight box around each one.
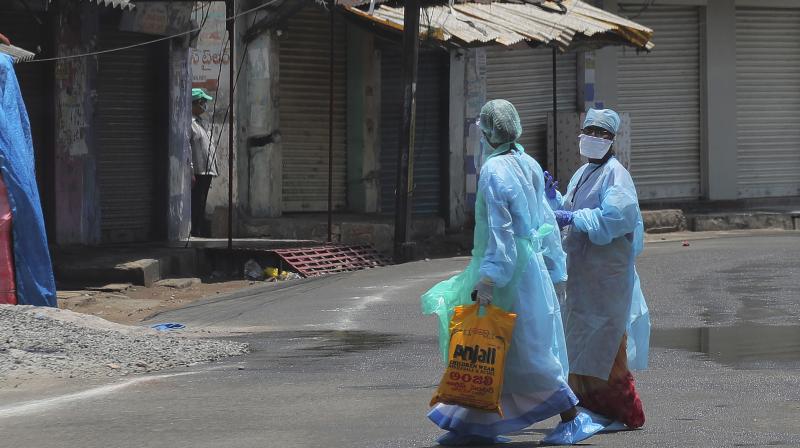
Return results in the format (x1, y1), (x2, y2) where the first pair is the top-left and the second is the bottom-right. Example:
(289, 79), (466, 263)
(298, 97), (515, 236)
(380, 47), (447, 215)
(280, 6), (347, 212)
(736, 8), (800, 198)
(486, 46), (577, 165)
(618, 5), (701, 200)
(97, 21), (160, 243)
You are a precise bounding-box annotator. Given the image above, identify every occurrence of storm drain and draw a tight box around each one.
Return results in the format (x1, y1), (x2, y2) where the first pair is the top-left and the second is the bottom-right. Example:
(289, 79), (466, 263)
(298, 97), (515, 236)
(272, 245), (391, 277)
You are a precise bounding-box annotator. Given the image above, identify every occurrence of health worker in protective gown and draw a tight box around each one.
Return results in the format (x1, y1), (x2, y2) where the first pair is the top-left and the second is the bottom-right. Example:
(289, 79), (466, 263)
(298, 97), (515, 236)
(421, 100), (604, 446)
(546, 108), (651, 430)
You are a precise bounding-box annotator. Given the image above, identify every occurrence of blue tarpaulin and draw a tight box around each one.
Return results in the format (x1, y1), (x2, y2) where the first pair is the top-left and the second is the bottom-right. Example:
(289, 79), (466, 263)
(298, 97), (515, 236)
(0, 54), (56, 307)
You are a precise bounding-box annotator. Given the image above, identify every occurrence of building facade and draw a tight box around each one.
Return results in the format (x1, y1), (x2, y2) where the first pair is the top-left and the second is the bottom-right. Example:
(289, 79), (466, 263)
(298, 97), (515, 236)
(2, 0), (194, 246)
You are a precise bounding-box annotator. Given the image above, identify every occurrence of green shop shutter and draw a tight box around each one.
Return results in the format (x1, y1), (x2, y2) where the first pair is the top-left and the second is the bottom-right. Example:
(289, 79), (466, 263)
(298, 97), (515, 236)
(379, 47), (447, 215)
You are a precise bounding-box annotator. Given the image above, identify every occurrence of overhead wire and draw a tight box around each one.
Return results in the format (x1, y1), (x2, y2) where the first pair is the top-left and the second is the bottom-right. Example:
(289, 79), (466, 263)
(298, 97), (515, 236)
(206, 10), (260, 177)
(22, 0), (283, 64)
(621, 0), (656, 20)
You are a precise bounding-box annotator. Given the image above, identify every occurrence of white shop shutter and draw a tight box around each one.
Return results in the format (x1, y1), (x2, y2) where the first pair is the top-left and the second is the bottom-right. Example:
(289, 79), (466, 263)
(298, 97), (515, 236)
(486, 47), (577, 165)
(618, 5), (701, 200)
(280, 5), (347, 211)
(736, 8), (800, 198)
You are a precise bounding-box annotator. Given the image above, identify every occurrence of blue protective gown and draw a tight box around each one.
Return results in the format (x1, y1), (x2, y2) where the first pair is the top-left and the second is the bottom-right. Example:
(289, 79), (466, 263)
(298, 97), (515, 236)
(0, 55), (56, 307)
(550, 157), (650, 380)
(422, 146), (577, 439)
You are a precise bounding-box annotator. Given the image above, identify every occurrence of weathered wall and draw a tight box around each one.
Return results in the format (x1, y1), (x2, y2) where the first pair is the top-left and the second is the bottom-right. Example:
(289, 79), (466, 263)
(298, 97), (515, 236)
(463, 48), (487, 213)
(168, 38), (192, 242)
(239, 9), (282, 220)
(346, 26), (380, 214)
(447, 49), (467, 230)
(53, 1), (100, 245)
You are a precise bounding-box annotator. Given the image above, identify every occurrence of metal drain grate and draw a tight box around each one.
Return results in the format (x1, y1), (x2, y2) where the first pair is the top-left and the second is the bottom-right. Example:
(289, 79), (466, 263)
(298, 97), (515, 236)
(272, 244), (391, 277)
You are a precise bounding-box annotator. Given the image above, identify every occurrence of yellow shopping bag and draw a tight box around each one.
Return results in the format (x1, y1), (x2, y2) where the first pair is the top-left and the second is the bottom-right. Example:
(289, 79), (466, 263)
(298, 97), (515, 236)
(430, 303), (516, 416)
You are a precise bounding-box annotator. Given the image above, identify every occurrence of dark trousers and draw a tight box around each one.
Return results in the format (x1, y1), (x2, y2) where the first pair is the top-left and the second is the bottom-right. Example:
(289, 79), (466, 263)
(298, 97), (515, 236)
(191, 175), (213, 237)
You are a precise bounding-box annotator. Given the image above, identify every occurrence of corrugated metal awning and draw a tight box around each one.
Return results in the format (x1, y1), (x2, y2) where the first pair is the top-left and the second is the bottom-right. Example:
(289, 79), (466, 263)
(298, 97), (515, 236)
(342, 0), (654, 51)
(0, 44), (35, 63)
(47, 0), (134, 10)
(91, 0), (135, 9)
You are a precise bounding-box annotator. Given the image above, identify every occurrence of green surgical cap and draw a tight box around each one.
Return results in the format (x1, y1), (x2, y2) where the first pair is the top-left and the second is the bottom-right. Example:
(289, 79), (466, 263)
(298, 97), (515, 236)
(479, 99), (522, 146)
(583, 108), (620, 135)
(192, 88), (213, 102)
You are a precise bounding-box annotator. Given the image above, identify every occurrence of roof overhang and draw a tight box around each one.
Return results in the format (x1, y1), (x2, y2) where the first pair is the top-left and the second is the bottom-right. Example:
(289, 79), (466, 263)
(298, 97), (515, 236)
(0, 44), (35, 64)
(49, 0), (135, 10)
(342, 0), (654, 52)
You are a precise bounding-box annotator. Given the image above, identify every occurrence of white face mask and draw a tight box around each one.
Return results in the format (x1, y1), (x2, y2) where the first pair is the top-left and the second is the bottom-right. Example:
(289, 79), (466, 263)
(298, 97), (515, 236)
(579, 134), (613, 160)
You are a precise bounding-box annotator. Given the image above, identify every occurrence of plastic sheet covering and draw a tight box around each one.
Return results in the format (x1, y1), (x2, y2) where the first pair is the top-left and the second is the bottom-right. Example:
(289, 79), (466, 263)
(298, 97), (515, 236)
(0, 54), (56, 307)
(0, 175), (16, 304)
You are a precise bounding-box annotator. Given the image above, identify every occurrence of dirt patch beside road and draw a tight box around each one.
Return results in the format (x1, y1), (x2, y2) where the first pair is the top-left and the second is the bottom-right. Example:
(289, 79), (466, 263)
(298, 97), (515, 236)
(57, 279), (258, 325)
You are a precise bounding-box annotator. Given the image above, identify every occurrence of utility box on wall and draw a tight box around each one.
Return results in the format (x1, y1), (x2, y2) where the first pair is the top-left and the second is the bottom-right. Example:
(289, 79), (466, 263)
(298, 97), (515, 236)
(547, 112), (630, 193)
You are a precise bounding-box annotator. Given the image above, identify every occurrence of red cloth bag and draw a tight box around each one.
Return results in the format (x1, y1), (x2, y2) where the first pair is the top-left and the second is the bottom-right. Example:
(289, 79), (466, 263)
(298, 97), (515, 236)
(0, 176), (16, 304)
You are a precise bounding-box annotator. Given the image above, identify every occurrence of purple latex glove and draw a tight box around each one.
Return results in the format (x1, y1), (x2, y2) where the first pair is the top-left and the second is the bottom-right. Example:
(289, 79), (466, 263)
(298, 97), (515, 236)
(544, 171), (559, 200)
(554, 210), (574, 228)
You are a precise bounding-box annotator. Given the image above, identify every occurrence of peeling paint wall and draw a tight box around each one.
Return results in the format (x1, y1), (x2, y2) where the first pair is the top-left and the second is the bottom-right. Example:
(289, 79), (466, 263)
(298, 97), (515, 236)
(463, 48), (486, 213)
(448, 49), (467, 230)
(168, 38), (192, 242)
(346, 26), (380, 214)
(239, 13), (282, 220)
(53, 1), (100, 245)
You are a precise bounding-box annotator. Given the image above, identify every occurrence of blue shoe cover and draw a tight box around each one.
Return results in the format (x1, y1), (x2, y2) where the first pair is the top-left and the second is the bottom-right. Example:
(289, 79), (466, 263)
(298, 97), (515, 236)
(576, 407), (628, 433)
(542, 412), (604, 445)
(437, 432), (511, 446)
(600, 421), (628, 433)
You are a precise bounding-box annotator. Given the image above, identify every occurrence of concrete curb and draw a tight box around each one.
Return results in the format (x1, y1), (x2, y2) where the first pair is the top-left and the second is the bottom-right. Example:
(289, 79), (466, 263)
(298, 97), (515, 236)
(643, 209), (800, 233)
(688, 212), (799, 232)
(642, 209), (687, 233)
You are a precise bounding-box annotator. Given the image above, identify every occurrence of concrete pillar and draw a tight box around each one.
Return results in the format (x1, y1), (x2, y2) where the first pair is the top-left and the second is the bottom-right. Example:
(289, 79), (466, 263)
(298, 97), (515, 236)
(704, 0), (738, 200)
(346, 26), (380, 213)
(239, 11), (282, 219)
(53, 1), (100, 245)
(448, 49), (467, 229)
(167, 38), (192, 242)
(582, 0), (619, 111)
(464, 48), (487, 214)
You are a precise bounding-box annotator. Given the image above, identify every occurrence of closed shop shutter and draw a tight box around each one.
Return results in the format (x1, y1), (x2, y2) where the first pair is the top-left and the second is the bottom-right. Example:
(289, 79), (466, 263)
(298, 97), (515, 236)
(279, 6), (347, 212)
(486, 46), (577, 165)
(96, 20), (160, 243)
(736, 8), (800, 198)
(379, 47), (447, 215)
(618, 5), (701, 200)
(0, 11), (52, 233)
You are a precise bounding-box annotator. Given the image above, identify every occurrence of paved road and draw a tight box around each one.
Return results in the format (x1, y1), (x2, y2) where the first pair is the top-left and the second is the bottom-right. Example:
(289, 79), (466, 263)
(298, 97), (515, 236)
(2, 234), (799, 447)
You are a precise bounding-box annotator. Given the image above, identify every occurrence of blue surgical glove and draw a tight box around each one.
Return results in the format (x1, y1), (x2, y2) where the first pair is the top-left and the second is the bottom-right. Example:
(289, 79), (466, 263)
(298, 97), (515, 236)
(544, 170), (559, 200)
(554, 210), (574, 228)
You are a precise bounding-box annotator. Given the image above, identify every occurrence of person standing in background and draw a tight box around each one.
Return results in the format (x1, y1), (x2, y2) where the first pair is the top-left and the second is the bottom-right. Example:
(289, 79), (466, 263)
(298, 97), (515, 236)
(190, 88), (218, 237)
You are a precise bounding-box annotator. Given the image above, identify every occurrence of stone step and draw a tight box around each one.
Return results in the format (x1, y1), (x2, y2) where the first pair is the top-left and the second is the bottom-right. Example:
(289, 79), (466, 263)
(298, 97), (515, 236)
(53, 249), (198, 288)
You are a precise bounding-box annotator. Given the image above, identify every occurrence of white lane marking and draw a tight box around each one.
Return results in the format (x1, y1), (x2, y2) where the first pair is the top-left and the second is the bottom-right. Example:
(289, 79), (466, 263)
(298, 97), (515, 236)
(0, 371), (198, 418)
